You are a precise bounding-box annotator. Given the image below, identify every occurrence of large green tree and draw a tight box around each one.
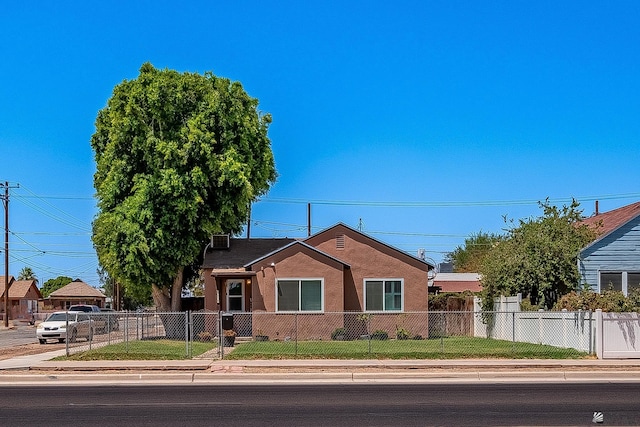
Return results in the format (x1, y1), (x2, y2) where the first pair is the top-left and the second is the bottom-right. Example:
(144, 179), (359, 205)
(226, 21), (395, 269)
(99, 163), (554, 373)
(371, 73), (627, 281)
(91, 63), (276, 311)
(445, 231), (504, 273)
(480, 199), (597, 311)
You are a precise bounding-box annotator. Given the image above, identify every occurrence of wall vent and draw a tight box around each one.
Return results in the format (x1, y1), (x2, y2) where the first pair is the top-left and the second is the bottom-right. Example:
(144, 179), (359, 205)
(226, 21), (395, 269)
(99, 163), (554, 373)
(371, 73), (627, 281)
(210, 234), (230, 249)
(336, 234), (345, 250)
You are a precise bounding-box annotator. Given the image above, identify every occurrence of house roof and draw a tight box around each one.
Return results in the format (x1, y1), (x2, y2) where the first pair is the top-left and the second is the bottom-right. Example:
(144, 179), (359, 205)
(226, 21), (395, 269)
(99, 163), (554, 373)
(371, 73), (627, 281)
(202, 222), (435, 273)
(244, 241), (351, 269)
(305, 222), (435, 269)
(580, 201), (640, 246)
(203, 238), (296, 269)
(0, 277), (42, 298)
(48, 280), (106, 298)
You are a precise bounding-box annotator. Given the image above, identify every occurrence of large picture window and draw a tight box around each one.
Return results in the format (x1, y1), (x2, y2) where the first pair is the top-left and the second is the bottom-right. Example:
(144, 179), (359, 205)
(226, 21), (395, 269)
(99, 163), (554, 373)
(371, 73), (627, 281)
(364, 279), (403, 311)
(277, 279), (323, 312)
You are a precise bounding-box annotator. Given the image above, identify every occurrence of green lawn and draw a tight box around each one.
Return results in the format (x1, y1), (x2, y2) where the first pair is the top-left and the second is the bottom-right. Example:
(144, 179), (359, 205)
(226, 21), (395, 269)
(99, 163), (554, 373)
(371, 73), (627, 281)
(224, 337), (589, 360)
(57, 339), (217, 361)
(56, 336), (589, 361)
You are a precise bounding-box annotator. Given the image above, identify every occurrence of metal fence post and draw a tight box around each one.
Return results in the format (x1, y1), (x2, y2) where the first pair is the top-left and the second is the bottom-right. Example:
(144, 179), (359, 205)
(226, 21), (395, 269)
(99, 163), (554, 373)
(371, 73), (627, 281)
(295, 313), (298, 357)
(185, 311), (190, 358)
(65, 311), (69, 357)
(220, 311), (224, 360)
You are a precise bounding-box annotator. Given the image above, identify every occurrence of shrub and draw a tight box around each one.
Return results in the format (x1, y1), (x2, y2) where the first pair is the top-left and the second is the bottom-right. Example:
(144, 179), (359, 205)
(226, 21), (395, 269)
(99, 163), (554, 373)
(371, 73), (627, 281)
(371, 330), (388, 340)
(395, 327), (411, 340)
(331, 327), (346, 340)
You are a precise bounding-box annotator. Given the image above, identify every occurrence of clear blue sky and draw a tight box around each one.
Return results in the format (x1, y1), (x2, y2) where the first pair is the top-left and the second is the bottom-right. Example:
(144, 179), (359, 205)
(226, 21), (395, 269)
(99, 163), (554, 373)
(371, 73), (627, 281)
(1, 1), (639, 288)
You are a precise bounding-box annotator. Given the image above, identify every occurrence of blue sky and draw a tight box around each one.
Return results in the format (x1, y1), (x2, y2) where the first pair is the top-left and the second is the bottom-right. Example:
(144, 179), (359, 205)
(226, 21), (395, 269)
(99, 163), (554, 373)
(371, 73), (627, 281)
(1, 1), (639, 288)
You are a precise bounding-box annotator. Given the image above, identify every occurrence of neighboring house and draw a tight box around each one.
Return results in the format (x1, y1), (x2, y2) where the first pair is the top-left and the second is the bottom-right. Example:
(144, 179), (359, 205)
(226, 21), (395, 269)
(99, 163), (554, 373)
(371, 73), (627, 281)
(579, 201), (640, 295)
(431, 273), (482, 293)
(0, 276), (42, 320)
(202, 223), (435, 338)
(44, 279), (107, 310)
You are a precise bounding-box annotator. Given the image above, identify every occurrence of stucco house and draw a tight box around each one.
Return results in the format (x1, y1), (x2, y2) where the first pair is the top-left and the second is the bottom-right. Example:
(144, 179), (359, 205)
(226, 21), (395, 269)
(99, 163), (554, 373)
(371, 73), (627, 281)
(44, 279), (107, 310)
(579, 201), (640, 295)
(202, 223), (434, 338)
(0, 276), (42, 321)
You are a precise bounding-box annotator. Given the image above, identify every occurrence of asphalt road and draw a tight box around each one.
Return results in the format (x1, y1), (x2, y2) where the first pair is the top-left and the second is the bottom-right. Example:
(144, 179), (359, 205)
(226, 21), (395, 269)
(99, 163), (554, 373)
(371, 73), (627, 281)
(2, 383), (639, 426)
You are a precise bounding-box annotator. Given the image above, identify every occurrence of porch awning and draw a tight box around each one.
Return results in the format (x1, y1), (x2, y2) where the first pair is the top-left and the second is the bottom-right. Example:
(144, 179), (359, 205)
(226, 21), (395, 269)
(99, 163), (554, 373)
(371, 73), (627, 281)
(209, 268), (256, 278)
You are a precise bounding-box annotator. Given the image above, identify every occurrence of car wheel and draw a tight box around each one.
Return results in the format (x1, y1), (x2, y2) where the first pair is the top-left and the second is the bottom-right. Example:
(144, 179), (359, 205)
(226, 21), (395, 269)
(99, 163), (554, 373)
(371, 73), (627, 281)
(39, 339), (45, 344)
(58, 338), (65, 343)
(70, 328), (77, 343)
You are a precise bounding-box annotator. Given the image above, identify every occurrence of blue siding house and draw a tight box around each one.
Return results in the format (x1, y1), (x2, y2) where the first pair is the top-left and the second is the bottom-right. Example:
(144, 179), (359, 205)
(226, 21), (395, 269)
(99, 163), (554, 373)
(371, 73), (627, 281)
(578, 202), (640, 295)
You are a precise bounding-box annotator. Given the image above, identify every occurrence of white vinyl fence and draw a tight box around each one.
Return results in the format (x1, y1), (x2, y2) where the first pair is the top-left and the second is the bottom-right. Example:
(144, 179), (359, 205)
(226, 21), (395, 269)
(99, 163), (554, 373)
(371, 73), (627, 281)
(474, 296), (640, 359)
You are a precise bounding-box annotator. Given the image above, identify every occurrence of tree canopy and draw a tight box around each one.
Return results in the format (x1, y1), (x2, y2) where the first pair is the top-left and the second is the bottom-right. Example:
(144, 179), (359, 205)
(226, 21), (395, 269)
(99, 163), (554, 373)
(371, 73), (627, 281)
(40, 276), (73, 298)
(445, 231), (504, 273)
(17, 266), (38, 284)
(91, 63), (276, 310)
(480, 199), (597, 311)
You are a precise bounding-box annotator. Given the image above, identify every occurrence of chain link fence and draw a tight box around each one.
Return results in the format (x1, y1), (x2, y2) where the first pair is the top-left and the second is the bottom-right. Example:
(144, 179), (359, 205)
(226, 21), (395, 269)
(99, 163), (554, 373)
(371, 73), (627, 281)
(59, 310), (593, 359)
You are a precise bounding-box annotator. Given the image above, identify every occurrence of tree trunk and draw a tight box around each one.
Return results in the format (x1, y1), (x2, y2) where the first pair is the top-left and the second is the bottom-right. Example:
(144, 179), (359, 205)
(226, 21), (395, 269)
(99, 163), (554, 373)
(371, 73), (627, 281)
(152, 284), (171, 311)
(151, 267), (184, 312)
(171, 267), (183, 312)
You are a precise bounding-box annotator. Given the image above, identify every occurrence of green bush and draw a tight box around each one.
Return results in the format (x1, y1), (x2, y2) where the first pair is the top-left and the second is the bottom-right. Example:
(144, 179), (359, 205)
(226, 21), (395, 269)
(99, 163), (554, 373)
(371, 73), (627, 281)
(331, 327), (346, 340)
(395, 327), (411, 340)
(371, 330), (388, 340)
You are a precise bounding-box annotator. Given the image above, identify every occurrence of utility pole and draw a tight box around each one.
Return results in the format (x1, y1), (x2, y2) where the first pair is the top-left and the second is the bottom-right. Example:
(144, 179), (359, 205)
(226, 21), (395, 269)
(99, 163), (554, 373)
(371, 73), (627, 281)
(1, 182), (18, 328)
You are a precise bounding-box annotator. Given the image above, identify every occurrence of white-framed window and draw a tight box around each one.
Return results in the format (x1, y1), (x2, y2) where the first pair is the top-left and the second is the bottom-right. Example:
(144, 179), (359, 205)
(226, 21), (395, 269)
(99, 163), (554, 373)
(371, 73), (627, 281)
(276, 278), (323, 312)
(364, 279), (403, 311)
(599, 271), (640, 295)
(600, 272), (622, 292)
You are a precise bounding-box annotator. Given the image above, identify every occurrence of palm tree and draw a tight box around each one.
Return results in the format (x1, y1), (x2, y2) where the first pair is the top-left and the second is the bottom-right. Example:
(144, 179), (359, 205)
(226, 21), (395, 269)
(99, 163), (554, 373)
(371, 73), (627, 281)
(17, 266), (38, 285)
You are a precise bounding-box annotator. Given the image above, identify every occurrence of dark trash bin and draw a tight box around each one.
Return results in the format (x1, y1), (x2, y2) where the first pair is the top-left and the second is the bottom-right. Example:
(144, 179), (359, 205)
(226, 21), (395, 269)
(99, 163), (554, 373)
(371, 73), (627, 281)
(222, 313), (234, 330)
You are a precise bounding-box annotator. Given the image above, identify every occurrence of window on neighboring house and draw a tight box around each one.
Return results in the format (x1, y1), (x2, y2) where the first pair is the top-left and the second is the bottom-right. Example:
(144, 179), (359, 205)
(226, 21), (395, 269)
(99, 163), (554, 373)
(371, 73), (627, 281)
(277, 279), (323, 312)
(600, 272), (622, 292)
(364, 279), (403, 311)
(628, 273), (640, 293)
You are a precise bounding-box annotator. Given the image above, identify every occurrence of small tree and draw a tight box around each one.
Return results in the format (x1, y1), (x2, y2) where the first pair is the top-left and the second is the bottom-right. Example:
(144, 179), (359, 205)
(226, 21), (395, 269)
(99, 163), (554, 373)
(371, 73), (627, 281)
(480, 199), (597, 312)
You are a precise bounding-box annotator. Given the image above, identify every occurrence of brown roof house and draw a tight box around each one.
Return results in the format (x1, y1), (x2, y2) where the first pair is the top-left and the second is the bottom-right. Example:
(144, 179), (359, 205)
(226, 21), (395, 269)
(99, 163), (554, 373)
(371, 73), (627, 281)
(431, 273), (482, 293)
(202, 223), (435, 340)
(579, 201), (640, 295)
(45, 279), (106, 310)
(0, 276), (42, 321)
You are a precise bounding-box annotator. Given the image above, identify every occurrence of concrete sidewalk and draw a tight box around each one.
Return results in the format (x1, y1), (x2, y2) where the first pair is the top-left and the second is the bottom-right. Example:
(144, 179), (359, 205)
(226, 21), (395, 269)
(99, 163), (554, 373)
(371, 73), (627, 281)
(3, 349), (640, 384)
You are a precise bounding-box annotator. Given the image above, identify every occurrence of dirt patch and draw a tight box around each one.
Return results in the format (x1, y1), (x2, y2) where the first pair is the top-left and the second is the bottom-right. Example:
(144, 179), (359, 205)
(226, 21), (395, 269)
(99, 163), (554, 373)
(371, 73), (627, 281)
(0, 343), (65, 360)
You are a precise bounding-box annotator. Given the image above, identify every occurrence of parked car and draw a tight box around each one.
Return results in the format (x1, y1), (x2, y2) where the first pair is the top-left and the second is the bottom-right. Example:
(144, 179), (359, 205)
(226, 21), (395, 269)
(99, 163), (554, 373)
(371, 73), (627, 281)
(36, 311), (94, 344)
(68, 305), (106, 332)
(99, 307), (120, 331)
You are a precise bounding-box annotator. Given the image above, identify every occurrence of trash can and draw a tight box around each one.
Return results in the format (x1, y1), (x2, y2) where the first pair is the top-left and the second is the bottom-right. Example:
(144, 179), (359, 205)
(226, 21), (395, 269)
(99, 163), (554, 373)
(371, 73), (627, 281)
(222, 312), (233, 330)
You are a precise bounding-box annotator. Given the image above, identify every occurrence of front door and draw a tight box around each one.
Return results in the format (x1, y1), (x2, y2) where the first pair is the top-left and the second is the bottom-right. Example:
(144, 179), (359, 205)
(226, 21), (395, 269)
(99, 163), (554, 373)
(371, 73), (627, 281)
(226, 279), (244, 312)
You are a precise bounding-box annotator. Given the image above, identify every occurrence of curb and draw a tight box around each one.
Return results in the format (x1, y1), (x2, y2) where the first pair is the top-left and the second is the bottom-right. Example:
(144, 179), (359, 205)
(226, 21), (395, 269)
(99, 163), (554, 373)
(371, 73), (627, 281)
(2, 370), (640, 385)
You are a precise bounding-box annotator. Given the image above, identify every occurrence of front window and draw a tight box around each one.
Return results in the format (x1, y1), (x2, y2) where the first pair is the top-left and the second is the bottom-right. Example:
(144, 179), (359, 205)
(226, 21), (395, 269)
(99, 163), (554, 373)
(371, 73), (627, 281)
(365, 279), (403, 311)
(600, 272), (623, 292)
(277, 279), (323, 312)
